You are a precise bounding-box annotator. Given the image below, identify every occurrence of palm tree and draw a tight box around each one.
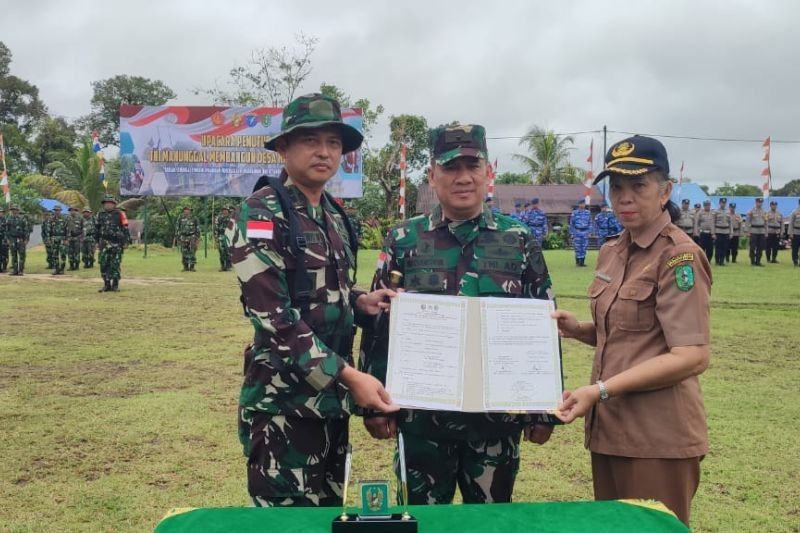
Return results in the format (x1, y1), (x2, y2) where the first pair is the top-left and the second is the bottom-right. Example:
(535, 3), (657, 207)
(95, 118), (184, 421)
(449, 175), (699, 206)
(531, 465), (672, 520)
(513, 126), (578, 184)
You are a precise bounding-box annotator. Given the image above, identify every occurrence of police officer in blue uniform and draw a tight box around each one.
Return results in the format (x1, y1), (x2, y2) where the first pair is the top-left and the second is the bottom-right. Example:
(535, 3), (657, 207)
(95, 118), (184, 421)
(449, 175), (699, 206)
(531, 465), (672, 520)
(570, 198), (592, 266)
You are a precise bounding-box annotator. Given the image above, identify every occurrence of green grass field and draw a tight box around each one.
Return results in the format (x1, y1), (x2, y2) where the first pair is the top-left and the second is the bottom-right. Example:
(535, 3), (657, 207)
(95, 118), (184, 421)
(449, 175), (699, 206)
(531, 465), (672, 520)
(1, 245), (798, 532)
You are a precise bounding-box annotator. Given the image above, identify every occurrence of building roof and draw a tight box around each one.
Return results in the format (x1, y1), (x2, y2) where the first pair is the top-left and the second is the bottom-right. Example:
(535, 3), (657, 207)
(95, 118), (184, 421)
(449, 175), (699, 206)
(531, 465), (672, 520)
(416, 183), (606, 215)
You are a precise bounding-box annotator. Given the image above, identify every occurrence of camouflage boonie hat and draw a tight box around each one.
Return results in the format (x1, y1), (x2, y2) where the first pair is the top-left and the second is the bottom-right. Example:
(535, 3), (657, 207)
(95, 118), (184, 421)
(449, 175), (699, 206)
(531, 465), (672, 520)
(102, 195), (117, 205)
(69, 206), (78, 211)
(82, 207), (92, 213)
(430, 124), (488, 165)
(9, 204), (19, 210)
(264, 93), (363, 154)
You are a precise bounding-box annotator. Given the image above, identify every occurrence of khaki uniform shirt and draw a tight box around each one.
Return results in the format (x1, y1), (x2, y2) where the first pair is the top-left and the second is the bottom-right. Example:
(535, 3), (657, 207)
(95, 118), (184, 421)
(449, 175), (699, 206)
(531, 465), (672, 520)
(693, 209), (714, 235)
(586, 210), (711, 459)
(766, 210), (783, 235)
(789, 208), (800, 236)
(730, 213), (742, 237)
(747, 207), (767, 235)
(712, 209), (732, 236)
(677, 208), (695, 233)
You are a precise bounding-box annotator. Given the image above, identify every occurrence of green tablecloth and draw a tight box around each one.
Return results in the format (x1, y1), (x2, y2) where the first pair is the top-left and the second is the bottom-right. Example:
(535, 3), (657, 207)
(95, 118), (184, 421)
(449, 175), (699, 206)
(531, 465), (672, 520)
(155, 500), (689, 532)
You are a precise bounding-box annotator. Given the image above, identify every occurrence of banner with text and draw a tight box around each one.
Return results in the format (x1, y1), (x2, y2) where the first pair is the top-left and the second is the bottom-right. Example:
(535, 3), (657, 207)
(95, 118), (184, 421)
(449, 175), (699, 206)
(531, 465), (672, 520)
(119, 105), (363, 198)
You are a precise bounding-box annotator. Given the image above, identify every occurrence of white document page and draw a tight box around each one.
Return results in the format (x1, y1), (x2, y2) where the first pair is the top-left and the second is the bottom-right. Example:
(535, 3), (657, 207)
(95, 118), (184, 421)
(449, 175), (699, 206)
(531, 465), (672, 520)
(480, 298), (562, 411)
(386, 292), (468, 410)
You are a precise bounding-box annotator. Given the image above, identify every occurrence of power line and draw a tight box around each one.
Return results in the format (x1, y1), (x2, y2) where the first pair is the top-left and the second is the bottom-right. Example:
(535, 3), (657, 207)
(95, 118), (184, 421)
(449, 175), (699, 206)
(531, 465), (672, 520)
(608, 130), (800, 144)
(488, 130), (601, 140)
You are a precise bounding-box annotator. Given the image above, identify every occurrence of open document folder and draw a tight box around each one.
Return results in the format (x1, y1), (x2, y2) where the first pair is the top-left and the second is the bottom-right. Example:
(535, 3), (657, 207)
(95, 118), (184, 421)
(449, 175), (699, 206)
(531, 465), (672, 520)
(386, 292), (563, 413)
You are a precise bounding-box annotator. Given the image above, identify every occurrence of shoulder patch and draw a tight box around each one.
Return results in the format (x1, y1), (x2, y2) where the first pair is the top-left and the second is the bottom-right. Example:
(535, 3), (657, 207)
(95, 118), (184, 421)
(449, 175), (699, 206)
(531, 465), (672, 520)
(675, 264), (695, 291)
(666, 252), (694, 268)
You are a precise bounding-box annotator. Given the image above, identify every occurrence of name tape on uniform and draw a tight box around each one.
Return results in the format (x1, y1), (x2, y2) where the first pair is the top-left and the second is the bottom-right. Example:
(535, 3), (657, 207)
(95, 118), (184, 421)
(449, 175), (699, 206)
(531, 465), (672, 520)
(666, 252), (694, 268)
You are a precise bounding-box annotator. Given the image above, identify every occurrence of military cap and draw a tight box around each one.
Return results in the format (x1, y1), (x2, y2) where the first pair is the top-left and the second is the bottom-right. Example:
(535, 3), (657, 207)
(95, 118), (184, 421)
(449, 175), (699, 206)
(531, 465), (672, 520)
(694, 203), (701, 208)
(69, 206), (78, 211)
(264, 93), (363, 154)
(82, 207), (92, 213)
(531, 197), (540, 204)
(729, 203), (736, 208)
(54, 205), (63, 211)
(755, 197), (763, 203)
(182, 206), (192, 211)
(577, 198), (586, 204)
(594, 135), (669, 184)
(681, 198), (690, 204)
(430, 123), (488, 165)
(9, 204), (19, 210)
(102, 194), (117, 204)
(514, 202), (521, 208)
(703, 200), (711, 205)
(719, 197), (727, 204)
(221, 205), (230, 211)
(770, 200), (778, 205)
(523, 202), (531, 207)
(601, 201), (609, 207)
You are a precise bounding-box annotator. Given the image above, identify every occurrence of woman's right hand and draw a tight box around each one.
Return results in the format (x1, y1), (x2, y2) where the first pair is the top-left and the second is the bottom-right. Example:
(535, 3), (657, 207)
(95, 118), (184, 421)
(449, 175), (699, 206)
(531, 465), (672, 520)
(551, 310), (582, 339)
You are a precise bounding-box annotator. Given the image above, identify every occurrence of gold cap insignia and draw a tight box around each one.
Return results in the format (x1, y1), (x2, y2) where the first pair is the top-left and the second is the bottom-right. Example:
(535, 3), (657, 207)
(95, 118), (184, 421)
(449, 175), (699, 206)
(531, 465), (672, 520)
(611, 142), (635, 158)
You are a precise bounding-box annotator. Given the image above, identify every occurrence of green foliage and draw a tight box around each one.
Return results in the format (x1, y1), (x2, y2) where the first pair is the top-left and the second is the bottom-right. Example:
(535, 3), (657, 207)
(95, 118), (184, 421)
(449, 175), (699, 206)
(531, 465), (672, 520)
(319, 82), (384, 141)
(495, 171), (531, 185)
(542, 228), (565, 250)
(358, 217), (398, 249)
(712, 182), (762, 197)
(513, 126), (577, 184)
(81, 75), (176, 145)
(25, 115), (77, 173)
(0, 42), (47, 136)
(773, 178), (800, 197)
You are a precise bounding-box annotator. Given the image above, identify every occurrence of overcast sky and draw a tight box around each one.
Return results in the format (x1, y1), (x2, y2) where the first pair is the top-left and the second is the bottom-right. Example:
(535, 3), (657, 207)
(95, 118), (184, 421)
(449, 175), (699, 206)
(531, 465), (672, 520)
(4, 0), (800, 189)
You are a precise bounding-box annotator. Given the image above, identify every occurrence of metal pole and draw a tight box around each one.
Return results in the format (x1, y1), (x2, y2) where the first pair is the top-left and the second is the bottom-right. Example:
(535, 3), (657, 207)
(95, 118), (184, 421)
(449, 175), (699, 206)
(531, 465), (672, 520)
(203, 196), (208, 258)
(602, 125), (608, 200)
(143, 198), (149, 258)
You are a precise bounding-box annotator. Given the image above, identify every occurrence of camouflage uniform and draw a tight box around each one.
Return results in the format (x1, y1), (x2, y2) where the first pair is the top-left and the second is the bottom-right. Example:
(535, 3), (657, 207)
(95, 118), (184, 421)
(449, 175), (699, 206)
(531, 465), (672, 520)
(229, 93), (367, 508)
(0, 207), (8, 273)
(213, 209), (232, 271)
(66, 208), (84, 270)
(359, 124), (557, 505)
(96, 195), (128, 291)
(525, 199), (548, 245)
(569, 201), (592, 266)
(176, 211), (200, 271)
(81, 209), (97, 268)
(41, 211), (54, 268)
(6, 206), (32, 275)
(49, 207), (68, 274)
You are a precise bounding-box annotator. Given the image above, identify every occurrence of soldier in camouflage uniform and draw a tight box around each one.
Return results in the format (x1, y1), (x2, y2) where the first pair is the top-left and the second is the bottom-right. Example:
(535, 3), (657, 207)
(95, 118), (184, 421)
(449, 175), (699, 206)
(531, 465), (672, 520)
(213, 206), (233, 271)
(359, 124), (557, 505)
(81, 207), (97, 268)
(96, 195), (128, 292)
(176, 206), (200, 271)
(6, 205), (33, 275)
(49, 205), (68, 275)
(66, 206), (84, 270)
(0, 206), (8, 273)
(41, 209), (54, 269)
(228, 93), (398, 507)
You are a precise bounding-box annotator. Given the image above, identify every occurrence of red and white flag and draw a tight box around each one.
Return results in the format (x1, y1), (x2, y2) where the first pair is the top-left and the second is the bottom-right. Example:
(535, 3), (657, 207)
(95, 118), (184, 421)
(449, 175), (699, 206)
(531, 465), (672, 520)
(584, 139), (594, 204)
(679, 161), (685, 185)
(761, 137), (771, 198)
(487, 158), (497, 200)
(399, 144), (407, 219)
(0, 134), (9, 203)
(246, 220), (274, 240)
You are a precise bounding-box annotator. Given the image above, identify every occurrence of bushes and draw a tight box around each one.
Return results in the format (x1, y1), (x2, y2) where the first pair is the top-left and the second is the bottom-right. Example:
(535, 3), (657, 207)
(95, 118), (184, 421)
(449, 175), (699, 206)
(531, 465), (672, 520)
(360, 217), (400, 249)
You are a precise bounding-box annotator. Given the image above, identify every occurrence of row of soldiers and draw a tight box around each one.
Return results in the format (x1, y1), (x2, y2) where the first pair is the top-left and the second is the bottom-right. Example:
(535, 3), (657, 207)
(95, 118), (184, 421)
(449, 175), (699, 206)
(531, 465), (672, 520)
(41, 205), (97, 274)
(676, 197), (796, 266)
(175, 206), (233, 272)
(0, 204), (34, 275)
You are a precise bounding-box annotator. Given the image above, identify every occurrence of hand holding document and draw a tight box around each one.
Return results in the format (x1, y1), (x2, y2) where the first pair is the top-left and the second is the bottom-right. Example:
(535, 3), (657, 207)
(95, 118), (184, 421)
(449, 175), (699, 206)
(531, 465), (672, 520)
(386, 293), (563, 413)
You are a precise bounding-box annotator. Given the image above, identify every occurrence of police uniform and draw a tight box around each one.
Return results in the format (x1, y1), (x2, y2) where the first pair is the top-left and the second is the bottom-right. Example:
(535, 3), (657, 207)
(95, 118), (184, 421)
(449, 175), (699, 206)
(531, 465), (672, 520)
(676, 200), (695, 236)
(726, 204), (742, 263)
(712, 198), (732, 266)
(228, 93), (368, 508)
(693, 200), (714, 261)
(789, 200), (800, 266)
(747, 199), (767, 266)
(570, 200), (591, 266)
(588, 136), (710, 525)
(360, 124), (556, 505)
(765, 201), (783, 263)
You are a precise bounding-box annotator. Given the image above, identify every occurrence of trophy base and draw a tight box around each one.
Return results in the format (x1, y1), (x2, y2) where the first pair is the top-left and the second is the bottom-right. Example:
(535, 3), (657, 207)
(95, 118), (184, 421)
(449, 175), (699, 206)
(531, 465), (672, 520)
(332, 513), (418, 532)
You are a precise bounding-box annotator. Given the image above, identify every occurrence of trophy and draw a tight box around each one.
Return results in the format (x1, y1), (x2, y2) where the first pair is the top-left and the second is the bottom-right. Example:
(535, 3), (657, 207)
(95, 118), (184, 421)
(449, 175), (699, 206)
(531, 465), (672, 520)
(332, 433), (417, 532)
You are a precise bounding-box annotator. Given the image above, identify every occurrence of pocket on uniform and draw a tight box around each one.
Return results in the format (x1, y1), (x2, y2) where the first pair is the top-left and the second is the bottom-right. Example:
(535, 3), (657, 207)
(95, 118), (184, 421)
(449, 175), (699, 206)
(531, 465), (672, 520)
(615, 280), (656, 332)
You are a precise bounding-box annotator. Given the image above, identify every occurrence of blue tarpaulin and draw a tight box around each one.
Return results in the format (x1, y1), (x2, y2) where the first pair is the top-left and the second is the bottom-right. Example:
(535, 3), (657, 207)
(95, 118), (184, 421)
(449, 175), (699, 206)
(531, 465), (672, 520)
(39, 198), (71, 212)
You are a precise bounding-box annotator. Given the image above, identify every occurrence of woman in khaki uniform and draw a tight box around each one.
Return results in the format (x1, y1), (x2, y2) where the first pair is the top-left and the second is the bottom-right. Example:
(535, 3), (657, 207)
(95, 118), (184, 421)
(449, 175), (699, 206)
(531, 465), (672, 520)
(552, 135), (711, 526)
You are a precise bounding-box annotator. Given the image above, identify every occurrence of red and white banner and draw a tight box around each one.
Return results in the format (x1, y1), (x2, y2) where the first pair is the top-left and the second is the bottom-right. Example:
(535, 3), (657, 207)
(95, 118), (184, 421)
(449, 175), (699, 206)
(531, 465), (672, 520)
(0, 134), (9, 203)
(584, 139), (594, 204)
(399, 144), (407, 219)
(761, 137), (771, 199)
(487, 159), (497, 200)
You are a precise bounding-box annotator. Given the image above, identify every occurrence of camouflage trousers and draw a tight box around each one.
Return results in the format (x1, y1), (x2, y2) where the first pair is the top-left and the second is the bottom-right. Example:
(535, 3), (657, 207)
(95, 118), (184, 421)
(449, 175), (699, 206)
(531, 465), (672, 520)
(50, 238), (67, 272)
(245, 413), (348, 507)
(179, 238), (197, 269)
(217, 238), (231, 270)
(9, 237), (27, 274)
(67, 237), (81, 269)
(82, 238), (96, 267)
(395, 430), (521, 505)
(98, 241), (122, 281)
(44, 239), (54, 268)
(0, 240), (8, 271)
